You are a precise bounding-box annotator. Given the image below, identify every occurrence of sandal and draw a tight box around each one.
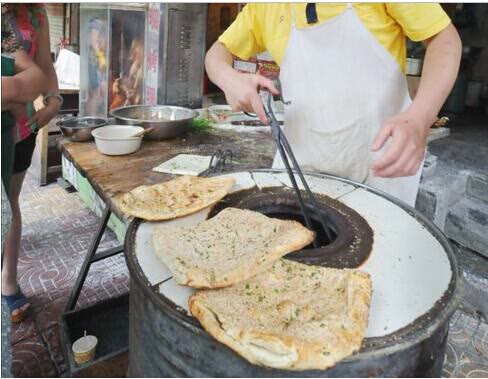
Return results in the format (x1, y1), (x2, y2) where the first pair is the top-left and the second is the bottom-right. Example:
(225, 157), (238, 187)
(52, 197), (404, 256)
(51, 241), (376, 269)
(2, 287), (30, 323)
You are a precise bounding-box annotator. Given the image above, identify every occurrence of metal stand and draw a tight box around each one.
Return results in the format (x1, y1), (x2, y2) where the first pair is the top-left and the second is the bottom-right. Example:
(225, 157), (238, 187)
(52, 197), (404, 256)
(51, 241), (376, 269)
(60, 204), (128, 376)
(65, 205), (124, 312)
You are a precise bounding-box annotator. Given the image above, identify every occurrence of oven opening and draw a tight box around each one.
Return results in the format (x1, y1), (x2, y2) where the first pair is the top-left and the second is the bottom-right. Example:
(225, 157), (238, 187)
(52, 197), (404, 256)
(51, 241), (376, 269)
(208, 186), (373, 268)
(250, 204), (338, 248)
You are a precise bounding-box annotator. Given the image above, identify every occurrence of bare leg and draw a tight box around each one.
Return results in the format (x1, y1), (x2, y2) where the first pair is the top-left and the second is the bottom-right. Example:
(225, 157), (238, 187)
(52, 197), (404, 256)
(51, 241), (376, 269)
(2, 170), (30, 316)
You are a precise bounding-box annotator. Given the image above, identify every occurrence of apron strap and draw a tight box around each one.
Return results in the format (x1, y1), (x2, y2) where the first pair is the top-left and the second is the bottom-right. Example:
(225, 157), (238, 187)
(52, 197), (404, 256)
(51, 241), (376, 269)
(291, 3), (353, 29)
(290, 3), (320, 27)
(306, 3), (318, 24)
(301, 4), (352, 26)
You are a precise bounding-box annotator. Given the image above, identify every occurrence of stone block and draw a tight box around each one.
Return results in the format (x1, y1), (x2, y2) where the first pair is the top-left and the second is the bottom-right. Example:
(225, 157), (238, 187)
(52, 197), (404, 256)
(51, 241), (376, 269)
(445, 197), (488, 257)
(417, 164), (468, 230)
(452, 241), (488, 321)
(421, 152), (438, 180)
(467, 173), (488, 203)
(415, 187), (437, 222)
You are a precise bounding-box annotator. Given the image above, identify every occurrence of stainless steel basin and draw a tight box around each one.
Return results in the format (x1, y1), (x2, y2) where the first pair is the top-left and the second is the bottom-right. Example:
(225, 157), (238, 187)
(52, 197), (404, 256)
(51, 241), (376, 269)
(57, 117), (107, 142)
(110, 105), (198, 140)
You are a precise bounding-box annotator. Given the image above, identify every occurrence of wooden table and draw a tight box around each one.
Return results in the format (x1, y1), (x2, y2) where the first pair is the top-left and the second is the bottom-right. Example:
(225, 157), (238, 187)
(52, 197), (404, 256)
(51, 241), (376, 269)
(60, 127), (276, 218)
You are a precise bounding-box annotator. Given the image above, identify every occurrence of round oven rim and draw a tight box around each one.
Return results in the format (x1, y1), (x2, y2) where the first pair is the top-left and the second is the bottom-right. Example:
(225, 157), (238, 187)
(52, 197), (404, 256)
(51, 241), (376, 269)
(124, 169), (462, 364)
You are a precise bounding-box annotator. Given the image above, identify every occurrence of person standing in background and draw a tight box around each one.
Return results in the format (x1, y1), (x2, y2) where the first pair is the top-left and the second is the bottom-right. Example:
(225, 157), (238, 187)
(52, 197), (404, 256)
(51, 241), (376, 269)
(2, 10), (49, 374)
(2, 15), (47, 193)
(1, 4), (61, 323)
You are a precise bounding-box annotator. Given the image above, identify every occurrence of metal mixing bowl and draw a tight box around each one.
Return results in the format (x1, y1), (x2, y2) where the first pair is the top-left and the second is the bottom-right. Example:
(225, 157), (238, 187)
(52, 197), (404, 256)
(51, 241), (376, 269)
(109, 105), (198, 140)
(57, 117), (107, 142)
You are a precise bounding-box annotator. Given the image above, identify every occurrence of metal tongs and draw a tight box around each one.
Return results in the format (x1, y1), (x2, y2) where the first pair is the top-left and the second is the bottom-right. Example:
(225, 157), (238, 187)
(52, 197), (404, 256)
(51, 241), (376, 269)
(262, 82), (333, 247)
(210, 149), (233, 173)
(200, 149), (233, 176)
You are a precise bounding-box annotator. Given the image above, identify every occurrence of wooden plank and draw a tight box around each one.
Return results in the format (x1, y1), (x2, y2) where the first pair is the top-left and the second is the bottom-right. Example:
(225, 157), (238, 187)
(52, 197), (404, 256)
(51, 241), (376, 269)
(60, 128), (276, 217)
(36, 127), (50, 185)
(31, 96), (50, 186)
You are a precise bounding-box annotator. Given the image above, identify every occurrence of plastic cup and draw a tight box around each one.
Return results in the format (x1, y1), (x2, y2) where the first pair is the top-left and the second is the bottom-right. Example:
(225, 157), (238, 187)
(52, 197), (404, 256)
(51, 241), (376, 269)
(72, 331), (98, 365)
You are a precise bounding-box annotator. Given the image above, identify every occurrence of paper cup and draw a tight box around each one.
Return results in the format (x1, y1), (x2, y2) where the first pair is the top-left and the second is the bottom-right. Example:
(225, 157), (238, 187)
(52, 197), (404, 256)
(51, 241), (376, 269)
(72, 333), (98, 365)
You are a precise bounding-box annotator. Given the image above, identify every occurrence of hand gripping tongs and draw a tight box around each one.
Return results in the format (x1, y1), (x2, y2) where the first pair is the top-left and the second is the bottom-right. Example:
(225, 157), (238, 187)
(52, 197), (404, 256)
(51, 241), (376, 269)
(262, 81), (333, 247)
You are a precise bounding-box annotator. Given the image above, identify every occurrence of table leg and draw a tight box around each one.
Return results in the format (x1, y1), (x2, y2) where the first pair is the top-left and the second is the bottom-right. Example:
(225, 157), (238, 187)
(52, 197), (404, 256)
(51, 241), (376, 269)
(64, 205), (124, 312)
(34, 125), (49, 186)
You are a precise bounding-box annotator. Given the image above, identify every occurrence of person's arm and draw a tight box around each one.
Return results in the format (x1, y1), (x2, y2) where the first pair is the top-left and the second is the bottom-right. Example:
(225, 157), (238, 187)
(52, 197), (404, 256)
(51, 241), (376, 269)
(206, 41), (278, 123)
(372, 23), (462, 178)
(27, 10), (61, 128)
(1, 49), (47, 109)
(410, 24), (462, 126)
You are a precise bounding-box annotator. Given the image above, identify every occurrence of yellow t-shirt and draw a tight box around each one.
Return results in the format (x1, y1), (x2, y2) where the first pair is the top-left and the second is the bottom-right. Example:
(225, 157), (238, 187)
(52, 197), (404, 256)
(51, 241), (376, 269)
(218, 3), (451, 72)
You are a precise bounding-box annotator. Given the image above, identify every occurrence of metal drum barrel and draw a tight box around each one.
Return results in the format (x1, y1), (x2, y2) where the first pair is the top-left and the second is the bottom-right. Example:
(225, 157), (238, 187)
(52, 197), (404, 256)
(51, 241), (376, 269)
(124, 169), (461, 377)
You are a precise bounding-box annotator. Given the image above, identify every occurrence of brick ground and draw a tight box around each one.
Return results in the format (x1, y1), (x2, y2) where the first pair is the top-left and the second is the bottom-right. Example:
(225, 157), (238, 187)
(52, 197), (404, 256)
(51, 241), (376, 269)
(443, 310), (488, 377)
(7, 169), (488, 377)
(10, 170), (128, 377)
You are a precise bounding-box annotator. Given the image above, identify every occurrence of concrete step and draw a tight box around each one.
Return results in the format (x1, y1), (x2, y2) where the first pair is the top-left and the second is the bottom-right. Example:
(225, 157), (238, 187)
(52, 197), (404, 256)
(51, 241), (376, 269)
(451, 240), (488, 321)
(417, 160), (488, 258)
(445, 196), (488, 258)
(467, 173), (488, 203)
(416, 163), (467, 228)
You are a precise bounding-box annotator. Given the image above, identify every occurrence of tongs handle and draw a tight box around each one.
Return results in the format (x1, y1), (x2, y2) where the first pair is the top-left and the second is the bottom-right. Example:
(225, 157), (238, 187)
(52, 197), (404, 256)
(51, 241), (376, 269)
(264, 95), (316, 244)
(262, 80), (334, 245)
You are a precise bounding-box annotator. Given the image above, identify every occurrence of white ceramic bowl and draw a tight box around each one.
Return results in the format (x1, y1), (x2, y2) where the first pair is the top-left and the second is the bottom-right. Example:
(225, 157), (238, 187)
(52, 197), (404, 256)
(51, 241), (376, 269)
(91, 125), (144, 156)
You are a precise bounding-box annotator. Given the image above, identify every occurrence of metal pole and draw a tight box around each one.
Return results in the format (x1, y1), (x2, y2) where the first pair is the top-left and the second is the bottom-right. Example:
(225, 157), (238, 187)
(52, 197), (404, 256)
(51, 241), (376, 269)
(64, 205), (112, 312)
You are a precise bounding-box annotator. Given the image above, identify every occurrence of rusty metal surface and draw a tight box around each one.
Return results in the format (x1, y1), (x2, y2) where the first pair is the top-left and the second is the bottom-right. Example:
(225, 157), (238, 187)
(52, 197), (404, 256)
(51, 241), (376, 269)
(128, 277), (449, 378)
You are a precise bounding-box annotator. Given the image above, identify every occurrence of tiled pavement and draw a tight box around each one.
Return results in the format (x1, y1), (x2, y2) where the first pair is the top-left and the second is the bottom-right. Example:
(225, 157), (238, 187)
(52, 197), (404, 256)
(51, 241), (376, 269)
(6, 169), (488, 377)
(443, 311), (488, 377)
(10, 170), (127, 377)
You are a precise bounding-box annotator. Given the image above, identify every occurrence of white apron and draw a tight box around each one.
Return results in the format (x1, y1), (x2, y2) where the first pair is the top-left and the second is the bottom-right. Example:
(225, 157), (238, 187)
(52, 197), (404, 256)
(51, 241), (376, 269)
(273, 3), (422, 206)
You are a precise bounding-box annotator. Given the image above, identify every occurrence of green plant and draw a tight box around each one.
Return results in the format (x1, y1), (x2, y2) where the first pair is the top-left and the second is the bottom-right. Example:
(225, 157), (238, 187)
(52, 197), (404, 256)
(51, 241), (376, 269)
(191, 117), (213, 132)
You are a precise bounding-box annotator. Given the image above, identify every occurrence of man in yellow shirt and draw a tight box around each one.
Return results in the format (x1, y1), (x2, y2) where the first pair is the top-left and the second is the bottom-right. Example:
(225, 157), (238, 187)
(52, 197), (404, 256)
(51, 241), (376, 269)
(206, 3), (461, 206)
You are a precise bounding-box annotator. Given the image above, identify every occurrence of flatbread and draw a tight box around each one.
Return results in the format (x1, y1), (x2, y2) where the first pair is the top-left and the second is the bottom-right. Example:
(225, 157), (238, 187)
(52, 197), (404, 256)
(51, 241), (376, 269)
(152, 208), (315, 288)
(115, 175), (235, 221)
(189, 259), (371, 370)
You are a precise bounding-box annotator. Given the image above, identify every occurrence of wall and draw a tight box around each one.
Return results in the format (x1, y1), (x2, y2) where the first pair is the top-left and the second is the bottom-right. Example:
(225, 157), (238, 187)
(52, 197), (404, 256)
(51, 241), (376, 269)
(45, 4), (65, 53)
(206, 4), (239, 50)
(205, 3), (239, 93)
(468, 4), (488, 82)
(455, 3), (488, 110)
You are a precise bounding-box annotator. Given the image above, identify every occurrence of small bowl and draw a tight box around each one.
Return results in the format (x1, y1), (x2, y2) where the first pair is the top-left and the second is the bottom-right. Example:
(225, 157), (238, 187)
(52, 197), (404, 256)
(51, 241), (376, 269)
(91, 125), (144, 156)
(208, 105), (234, 124)
(57, 117), (107, 142)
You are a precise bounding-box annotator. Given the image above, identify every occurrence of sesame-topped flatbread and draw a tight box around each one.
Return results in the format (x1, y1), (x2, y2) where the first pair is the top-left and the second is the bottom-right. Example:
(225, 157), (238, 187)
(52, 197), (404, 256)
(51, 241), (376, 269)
(189, 259), (372, 370)
(115, 175), (235, 221)
(152, 207), (315, 288)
